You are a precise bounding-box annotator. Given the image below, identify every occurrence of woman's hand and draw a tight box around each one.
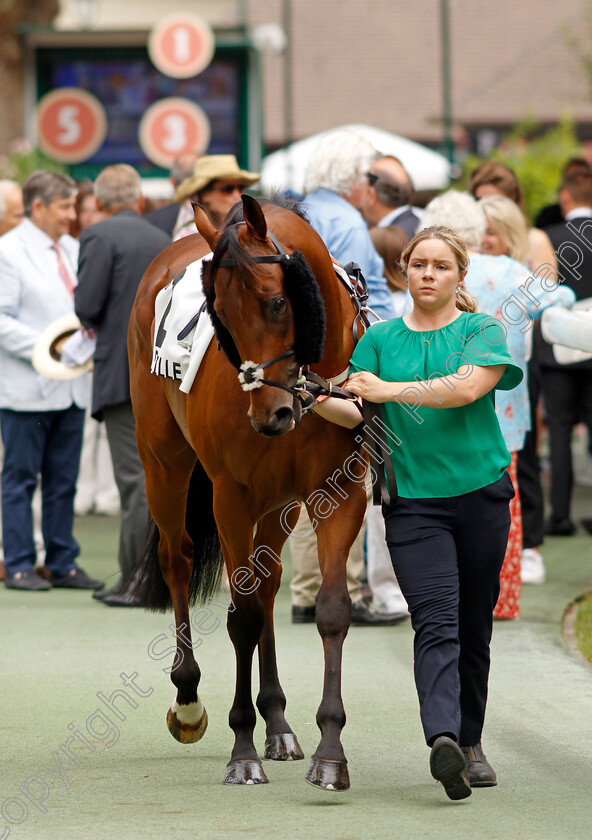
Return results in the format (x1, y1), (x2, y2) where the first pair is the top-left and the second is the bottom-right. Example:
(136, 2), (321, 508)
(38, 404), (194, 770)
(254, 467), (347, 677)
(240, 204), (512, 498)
(347, 371), (393, 403)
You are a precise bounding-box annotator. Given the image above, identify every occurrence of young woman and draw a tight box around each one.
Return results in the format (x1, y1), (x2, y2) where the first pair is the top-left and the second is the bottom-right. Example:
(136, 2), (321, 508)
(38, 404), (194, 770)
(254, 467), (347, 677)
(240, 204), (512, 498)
(313, 226), (523, 801)
(479, 194), (530, 265)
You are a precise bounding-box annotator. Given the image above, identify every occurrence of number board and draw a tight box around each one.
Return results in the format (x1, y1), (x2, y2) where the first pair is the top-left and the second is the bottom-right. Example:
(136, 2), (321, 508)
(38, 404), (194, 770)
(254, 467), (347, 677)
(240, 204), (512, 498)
(36, 89), (107, 164)
(138, 98), (212, 168)
(148, 14), (215, 79)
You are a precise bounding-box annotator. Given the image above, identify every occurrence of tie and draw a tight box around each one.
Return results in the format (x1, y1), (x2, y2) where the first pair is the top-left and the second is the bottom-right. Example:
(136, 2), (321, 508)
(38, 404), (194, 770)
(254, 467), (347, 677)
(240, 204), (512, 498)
(52, 243), (75, 298)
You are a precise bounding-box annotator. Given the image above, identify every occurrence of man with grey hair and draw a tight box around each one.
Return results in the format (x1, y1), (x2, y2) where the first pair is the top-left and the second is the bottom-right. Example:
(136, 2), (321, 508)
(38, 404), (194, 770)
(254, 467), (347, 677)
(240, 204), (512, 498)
(75, 164), (171, 606)
(304, 130), (394, 322)
(0, 170), (100, 591)
(362, 155), (421, 240)
(0, 180), (24, 236)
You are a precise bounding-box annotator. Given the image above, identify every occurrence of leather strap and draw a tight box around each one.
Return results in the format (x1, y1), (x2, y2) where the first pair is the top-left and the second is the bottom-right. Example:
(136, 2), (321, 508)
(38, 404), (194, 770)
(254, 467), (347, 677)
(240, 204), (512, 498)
(362, 401), (398, 506)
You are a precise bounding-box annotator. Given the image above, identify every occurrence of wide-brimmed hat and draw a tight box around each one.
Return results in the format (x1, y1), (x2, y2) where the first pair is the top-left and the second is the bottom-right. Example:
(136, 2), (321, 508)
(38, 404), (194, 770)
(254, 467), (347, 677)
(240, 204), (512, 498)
(32, 313), (94, 380)
(174, 155), (261, 204)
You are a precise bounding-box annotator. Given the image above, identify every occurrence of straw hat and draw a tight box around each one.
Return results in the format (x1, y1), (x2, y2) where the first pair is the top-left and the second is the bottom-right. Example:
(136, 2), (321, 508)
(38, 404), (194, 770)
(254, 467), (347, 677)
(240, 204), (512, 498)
(32, 313), (94, 380)
(174, 155), (261, 204)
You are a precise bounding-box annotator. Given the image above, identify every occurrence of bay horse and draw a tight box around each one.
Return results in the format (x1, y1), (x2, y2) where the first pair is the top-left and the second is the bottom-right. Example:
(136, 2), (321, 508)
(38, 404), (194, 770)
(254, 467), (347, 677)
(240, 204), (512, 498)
(128, 194), (368, 791)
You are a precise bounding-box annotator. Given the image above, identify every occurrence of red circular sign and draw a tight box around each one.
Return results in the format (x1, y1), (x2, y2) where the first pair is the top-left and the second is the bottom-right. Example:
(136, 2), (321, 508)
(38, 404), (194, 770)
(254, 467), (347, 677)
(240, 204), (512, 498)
(148, 14), (215, 79)
(138, 98), (211, 168)
(36, 89), (107, 164)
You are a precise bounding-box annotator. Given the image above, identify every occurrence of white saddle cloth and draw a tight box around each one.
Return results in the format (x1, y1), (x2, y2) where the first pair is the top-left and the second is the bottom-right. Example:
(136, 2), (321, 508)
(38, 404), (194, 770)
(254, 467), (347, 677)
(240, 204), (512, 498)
(151, 253), (215, 394)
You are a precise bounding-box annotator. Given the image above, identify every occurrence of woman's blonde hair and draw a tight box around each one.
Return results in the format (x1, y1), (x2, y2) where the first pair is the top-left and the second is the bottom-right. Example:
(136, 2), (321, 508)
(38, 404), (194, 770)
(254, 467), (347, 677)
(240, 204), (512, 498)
(478, 194), (529, 264)
(400, 225), (478, 313)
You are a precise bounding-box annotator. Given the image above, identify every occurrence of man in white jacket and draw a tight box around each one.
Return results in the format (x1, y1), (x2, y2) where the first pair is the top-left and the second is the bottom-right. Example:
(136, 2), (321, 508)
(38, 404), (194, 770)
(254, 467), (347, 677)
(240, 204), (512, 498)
(0, 170), (102, 592)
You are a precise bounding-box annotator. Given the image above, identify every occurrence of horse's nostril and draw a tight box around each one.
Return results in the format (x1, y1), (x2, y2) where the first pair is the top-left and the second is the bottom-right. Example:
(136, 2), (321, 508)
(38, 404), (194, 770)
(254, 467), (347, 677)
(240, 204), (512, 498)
(272, 407), (294, 430)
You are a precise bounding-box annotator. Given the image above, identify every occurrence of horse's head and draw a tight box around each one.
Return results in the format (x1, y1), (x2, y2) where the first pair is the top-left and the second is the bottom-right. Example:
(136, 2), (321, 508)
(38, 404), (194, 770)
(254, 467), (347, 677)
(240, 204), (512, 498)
(198, 195), (326, 438)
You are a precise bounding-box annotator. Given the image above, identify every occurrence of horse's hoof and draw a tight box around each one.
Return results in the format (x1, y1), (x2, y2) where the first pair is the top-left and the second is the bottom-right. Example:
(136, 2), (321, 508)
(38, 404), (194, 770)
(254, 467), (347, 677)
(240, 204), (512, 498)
(166, 698), (208, 744)
(305, 757), (350, 791)
(264, 733), (305, 761)
(224, 759), (269, 786)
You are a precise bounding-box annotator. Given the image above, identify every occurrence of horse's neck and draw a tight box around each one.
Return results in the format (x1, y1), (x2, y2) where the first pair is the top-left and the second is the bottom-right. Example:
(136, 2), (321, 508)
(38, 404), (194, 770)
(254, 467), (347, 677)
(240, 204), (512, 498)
(312, 257), (354, 378)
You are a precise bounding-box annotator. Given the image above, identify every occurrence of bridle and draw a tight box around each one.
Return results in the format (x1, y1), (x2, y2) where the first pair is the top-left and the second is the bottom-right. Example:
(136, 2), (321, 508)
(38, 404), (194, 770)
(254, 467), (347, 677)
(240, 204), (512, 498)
(212, 222), (368, 407)
(217, 227), (302, 395)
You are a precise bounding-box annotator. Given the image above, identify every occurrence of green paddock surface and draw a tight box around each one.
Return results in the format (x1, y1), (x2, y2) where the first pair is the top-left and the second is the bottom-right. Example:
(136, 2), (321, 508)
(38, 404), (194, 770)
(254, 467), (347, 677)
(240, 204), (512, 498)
(1, 481), (591, 840)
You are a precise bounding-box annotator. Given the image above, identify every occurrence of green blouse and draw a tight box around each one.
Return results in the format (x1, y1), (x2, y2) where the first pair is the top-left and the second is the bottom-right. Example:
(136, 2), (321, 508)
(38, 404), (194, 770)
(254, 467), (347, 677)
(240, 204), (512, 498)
(349, 312), (523, 499)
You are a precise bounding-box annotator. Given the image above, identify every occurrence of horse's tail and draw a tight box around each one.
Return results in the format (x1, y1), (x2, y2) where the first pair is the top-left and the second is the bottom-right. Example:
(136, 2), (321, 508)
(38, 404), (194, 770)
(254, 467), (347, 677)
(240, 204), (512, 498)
(131, 460), (223, 613)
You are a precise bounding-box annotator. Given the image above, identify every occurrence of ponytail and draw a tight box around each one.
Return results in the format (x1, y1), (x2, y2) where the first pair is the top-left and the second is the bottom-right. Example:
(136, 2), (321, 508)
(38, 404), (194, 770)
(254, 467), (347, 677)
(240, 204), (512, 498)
(456, 283), (478, 313)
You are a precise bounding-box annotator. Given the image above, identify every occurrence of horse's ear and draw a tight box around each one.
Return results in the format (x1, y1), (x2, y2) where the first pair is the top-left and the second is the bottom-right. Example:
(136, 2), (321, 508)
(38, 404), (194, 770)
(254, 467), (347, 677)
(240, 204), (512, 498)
(192, 202), (221, 251)
(242, 194), (267, 242)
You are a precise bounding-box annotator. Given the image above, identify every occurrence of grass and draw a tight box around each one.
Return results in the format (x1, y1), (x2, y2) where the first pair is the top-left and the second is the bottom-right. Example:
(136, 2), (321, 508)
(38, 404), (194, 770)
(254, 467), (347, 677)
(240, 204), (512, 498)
(575, 592), (592, 664)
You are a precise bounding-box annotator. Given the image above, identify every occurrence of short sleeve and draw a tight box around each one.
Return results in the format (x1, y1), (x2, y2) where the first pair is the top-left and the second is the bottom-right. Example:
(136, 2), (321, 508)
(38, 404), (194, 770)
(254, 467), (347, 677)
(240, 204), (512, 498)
(349, 325), (381, 375)
(463, 315), (523, 391)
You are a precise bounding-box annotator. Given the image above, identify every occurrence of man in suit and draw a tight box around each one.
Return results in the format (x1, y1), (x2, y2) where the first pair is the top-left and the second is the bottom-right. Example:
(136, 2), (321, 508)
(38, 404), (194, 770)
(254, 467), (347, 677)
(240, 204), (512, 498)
(75, 164), (171, 605)
(143, 151), (201, 238)
(362, 155), (421, 240)
(541, 167), (592, 535)
(0, 170), (101, 591)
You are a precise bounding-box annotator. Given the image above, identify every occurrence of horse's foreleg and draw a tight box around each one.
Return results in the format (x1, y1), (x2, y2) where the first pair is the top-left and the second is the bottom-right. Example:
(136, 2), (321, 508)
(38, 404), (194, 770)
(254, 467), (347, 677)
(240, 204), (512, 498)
(306, 488), (366, 792)
(215, 490), (268, 785)
(254, 506), (304, 762)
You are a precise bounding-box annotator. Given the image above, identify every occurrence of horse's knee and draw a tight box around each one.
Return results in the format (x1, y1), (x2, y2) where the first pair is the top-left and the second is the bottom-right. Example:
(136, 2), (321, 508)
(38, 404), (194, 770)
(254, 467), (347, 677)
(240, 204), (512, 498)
(315, 587), (351, 637)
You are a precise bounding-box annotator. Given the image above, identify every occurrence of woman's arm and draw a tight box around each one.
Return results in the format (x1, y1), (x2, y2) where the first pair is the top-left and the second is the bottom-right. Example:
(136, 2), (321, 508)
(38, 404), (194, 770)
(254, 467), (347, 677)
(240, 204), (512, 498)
(528, 227), (557, 274)
(311, 396), (363, 429)
(310, 363), (506, 428)
(347, 365), (506, 408)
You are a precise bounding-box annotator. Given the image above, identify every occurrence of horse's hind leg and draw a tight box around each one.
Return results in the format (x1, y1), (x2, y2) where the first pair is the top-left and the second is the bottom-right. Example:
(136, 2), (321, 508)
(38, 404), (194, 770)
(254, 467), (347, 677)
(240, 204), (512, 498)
(253, 506), (304, 762)
(134, 382), (208, 744)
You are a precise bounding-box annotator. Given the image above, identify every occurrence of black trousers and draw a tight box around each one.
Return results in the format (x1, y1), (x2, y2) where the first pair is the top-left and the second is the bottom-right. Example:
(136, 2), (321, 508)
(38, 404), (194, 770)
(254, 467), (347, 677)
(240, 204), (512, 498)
(540, 367), (592, 523)
(383, 472), (513, 747)
(517, 351), (545, 548)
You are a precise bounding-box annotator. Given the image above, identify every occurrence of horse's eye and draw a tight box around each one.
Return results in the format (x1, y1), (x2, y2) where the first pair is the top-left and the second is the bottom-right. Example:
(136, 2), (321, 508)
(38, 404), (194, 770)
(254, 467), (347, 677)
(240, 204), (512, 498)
(273, 297), (286, 314)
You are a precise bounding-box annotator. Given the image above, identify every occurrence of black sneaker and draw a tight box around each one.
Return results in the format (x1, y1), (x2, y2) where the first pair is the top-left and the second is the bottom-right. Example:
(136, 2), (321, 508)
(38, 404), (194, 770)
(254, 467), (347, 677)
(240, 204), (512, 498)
(461, 742), (497, 787)
(430, 736), (472, 800)
(5, 569), (51, 591)
(351, 600), (408, 626)
(51, 568), (105, 590)
(292, 605), (316, 624)
(545, 518), (577, 536)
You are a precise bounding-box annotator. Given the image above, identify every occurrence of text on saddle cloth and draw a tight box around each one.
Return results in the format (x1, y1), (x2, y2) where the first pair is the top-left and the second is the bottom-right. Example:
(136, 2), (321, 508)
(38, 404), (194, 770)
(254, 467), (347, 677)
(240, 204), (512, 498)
(151, 253), (215, 394)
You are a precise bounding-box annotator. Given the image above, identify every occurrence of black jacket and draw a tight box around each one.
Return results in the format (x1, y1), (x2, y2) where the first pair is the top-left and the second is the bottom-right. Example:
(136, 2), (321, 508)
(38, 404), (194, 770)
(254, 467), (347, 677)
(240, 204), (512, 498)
(75, 209), (171, 419)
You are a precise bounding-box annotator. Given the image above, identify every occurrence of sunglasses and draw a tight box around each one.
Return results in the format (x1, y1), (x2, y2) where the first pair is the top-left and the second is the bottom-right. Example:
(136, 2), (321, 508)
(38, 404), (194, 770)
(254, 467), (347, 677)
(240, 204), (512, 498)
(366, 172), (379, 186)
(215, 183), (248, 195)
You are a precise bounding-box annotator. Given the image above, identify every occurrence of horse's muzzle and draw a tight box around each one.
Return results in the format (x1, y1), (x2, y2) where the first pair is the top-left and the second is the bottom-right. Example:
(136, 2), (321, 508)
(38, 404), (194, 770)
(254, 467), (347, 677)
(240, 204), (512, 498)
(251, 405), (295, 437)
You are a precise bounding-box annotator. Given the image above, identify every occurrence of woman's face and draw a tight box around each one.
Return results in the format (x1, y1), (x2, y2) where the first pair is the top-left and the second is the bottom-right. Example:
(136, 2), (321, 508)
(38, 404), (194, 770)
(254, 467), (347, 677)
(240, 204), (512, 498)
(78, 194), (104, 230)
(473, 184), (503, 200)
(406, 238), (465, 310)
(481, 216), (507, 256)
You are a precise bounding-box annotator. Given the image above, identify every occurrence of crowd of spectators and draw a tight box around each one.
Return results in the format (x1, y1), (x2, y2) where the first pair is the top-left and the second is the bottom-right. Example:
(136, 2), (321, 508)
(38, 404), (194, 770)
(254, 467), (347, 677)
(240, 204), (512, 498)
(0, 137), (589, 640)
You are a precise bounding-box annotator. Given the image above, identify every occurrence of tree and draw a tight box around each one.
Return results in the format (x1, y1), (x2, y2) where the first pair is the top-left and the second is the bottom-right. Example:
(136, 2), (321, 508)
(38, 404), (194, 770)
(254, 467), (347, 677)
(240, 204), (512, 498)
(459, 115), (582, 222)
(0, 1), (59, 153)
